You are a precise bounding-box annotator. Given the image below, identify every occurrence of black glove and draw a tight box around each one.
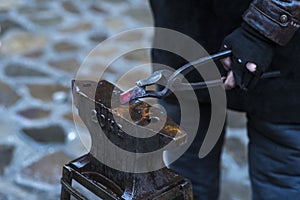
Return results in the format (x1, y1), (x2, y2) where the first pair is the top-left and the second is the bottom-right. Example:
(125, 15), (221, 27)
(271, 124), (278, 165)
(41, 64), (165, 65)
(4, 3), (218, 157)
(221, 23), (275, 90)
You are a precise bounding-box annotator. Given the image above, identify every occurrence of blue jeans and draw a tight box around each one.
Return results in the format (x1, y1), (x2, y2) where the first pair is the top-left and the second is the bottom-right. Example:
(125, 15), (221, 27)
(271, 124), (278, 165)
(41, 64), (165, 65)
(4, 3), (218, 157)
(247, 116), (300, 199)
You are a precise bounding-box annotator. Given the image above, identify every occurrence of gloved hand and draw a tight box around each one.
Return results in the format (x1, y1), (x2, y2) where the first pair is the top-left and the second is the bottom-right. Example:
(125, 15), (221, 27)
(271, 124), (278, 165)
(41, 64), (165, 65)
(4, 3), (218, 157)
(221, 23), (275, 91)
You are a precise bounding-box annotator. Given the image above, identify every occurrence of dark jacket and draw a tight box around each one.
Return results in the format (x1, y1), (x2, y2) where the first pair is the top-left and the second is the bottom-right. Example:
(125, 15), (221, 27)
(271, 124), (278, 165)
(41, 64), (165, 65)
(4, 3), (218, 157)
(150, 0), (300, 123)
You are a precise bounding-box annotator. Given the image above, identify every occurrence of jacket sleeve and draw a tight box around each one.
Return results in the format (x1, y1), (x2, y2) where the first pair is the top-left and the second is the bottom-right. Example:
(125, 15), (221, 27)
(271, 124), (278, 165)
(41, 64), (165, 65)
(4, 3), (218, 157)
(243, 0), (300, 45)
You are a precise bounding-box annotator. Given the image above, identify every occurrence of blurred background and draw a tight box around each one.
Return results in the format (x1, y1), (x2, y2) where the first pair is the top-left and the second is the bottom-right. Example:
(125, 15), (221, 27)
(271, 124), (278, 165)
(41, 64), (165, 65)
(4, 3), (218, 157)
(0, 0), (250, 199)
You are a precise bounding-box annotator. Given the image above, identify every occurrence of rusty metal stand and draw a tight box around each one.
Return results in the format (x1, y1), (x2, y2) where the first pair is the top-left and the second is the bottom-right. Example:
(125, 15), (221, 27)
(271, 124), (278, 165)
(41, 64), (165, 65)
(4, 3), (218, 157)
(60, 154), (192, 200)
(60, 80), (193, 200)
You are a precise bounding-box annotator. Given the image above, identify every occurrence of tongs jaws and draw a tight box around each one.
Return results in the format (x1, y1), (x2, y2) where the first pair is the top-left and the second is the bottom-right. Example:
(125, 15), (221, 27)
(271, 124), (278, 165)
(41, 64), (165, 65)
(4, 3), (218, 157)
(119, 69), (173, 104)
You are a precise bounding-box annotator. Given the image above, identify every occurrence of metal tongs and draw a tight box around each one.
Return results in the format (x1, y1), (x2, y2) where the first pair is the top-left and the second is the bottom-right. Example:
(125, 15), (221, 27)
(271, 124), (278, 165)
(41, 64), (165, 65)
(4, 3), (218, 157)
(120, 50), (280, 104)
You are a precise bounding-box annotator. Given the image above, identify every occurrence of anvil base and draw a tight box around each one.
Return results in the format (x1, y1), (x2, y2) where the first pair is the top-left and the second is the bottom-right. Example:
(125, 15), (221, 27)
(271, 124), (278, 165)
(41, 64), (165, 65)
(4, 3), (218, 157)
(60, 154), (193, 200)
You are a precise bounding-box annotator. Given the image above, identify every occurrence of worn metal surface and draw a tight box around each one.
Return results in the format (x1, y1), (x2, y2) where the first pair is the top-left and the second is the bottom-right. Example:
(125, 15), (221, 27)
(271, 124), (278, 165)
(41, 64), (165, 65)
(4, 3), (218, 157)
(60, 80), (193, 199)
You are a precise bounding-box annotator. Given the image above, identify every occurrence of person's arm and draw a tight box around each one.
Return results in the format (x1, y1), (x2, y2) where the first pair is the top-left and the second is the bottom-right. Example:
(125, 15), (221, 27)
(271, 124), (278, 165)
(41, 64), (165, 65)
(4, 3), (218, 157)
(243, 0), (300, 46)
(222, 0), (300, 90)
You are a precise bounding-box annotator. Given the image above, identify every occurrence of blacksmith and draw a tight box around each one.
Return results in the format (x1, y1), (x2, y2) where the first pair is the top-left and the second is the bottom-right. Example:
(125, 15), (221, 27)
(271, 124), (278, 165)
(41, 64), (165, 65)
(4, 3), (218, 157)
(149, 0), (300, 199)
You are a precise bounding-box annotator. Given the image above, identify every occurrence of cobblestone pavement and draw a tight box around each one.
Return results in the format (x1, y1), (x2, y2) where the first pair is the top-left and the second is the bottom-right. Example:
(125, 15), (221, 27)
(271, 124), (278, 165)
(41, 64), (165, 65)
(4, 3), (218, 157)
(0, 0), (250, 199)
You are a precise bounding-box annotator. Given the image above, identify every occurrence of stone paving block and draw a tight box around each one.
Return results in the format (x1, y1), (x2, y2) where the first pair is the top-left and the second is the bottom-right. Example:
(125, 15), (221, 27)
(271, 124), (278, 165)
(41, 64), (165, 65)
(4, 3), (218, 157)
(22, 125), (66, 144)
(0, 19), (24, 35)
(48, 58), (80, 73)
(0, 82), (20, 107)
(17, 108), (51, 120)
(53, 41), (79, 53)
(224, 137), (247, 167)
(18, 151), (72, 187)
(4, 63), (48, 77)
(105, 17), (126, 30)
(0, 144), (15, 176)
(0, 182), (47, 200)
(26, 84), (68, 102)
(115, 31), (144, 42)
(89, 4), (107, 14)
(89, 33), (108, 43)
(1, 32), (48, 55)
(123, 50), (150, 63)
(62, 1), (80, 14)
(18, 5), (49, 15)
(29, 15), (63, 27)
(23, 50), (44, 59)
(0, 0), (23, 11)
(124, 7), (153, 25)
(59, 22), (92, 33)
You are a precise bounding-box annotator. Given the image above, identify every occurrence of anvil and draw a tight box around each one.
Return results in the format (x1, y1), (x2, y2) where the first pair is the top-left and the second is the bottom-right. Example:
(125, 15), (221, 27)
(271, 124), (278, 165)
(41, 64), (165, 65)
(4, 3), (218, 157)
(60, 80), (193, 200)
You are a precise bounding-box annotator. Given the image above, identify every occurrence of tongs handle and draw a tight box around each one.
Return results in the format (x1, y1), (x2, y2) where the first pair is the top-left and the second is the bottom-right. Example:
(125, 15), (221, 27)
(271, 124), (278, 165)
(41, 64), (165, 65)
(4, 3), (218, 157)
(119, 50), (281, 104)
(164, 50), (232, 92)
(169, 50), (281, 91)
(167, 50), (232, 83)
